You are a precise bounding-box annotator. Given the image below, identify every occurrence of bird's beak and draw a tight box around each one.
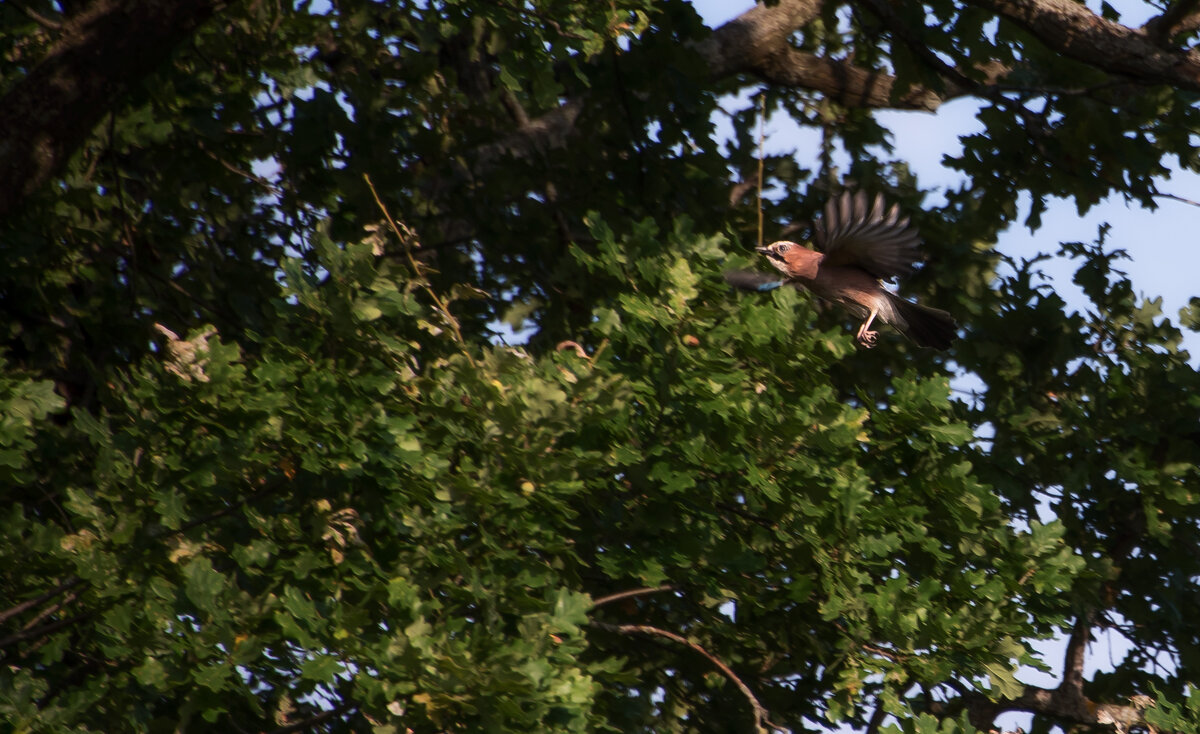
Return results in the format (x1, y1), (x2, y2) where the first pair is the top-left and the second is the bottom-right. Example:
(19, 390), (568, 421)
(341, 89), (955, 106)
(755, 246), (771, 254)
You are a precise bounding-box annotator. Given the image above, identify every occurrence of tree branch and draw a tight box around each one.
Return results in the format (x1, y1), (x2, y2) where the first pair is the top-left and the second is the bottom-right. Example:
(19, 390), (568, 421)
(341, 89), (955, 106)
(0, 577), (84, 626)
(591, 585), (676, 608)
(964, 682), (1156, 732)
(1154, 189), (1200, 208)
(966, 0), (1200, 92)
(463, 0), (1200, 184)
(0, 0), (228, 221)
(696, 0), (953, 111)
(590, 620), (783, 732)
(14, 1), (63, 29)
(1062, 613), (1092, 695)
(263, 703), (355, 734)
(1143, 0), (1200, 44)
(856, 0), (986, 93)
(462, 0), (950, 197)
(696, 0), (824, 80)
(472, 97), (586, 170)
(0, 611), (92, 652)
(749, 50), (950, 112)
(958, 614), (1153, 732)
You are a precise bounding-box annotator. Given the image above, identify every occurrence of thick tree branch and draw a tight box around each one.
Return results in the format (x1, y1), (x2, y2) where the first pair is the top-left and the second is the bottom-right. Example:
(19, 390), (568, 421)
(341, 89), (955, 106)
(696, 0), (824, 79)
(750, 50), (950, 112)
(1143, 0), (1200, 44)
(696, 0), (952, 111)
(391, 0), (1200, 257)
(430, 0), (958, 242)
(967, 0), (1200, 92)
(0, 0), (228, 221)
(1062, 613), (1091, 694)
(964, 683), (1155, 733)
(467, 0), (950, 189)
(482, 0), (1200, 172)
(958, 615), (1152, 732)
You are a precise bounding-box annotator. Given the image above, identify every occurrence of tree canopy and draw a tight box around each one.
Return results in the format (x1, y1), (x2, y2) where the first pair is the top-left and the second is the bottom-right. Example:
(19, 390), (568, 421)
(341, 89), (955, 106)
(2, 0), (1200, 732)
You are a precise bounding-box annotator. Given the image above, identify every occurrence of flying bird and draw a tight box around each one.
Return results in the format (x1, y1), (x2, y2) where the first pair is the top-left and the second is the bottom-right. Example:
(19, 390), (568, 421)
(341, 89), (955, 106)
(725, 191), (957, 350)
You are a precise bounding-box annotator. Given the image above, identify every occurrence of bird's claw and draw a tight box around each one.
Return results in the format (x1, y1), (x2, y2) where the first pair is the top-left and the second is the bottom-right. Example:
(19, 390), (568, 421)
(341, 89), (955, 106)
(857, 331), (878, 348)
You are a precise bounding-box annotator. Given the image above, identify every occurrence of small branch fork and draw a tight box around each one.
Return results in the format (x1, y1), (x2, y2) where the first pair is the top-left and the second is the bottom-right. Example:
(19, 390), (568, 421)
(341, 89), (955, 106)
(590, 585), (783, 733)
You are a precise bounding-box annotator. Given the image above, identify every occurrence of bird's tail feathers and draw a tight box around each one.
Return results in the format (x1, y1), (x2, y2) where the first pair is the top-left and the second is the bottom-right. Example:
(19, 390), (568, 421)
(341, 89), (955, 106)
(890, 295), (957, 350)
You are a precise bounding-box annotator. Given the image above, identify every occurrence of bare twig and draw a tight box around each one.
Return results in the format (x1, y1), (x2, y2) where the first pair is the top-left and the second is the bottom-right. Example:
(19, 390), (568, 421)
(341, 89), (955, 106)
(197, 140), (283, 195)
(164, 481), (280, 538)
(714, 500), (776, 529)
(0, 612), (92, 651)
(488, 0), (590, 41)
(0, 577), (85, 625)
(555, 340), (591, 359)
(363, 173), (466, 346)
(1154, 190), (1200, 208)
(862, 642), (909, 662)
(19, 590), (80, 633)
(14, 1), (62, 29)
(591, 585), (676, 608)
(591, 620), (782, 732)
(857, 0), (979, 93)
(756, 91), (766, 249)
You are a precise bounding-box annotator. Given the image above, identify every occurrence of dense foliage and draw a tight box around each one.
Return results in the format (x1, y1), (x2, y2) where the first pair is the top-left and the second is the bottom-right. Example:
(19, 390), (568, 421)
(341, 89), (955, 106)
(1, 0), (1199, 732)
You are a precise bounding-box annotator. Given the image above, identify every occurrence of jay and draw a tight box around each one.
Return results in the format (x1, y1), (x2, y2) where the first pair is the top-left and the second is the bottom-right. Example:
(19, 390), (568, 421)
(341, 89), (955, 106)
(725, 191), (957, 350)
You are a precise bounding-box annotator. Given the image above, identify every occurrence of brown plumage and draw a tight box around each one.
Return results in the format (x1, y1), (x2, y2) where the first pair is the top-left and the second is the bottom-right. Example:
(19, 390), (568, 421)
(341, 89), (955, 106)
(726, 191), (957, 350)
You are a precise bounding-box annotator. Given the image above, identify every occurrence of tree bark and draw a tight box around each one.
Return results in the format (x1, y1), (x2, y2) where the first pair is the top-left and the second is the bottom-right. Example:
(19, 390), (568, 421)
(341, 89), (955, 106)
(957, 614), (1155, 732)
(0, 0), (227, 222)
(967, 0), (1200, 90)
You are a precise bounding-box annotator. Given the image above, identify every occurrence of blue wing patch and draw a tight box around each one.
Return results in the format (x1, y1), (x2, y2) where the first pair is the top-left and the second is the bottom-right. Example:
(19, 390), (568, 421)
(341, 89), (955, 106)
(724, 270), (784, 292)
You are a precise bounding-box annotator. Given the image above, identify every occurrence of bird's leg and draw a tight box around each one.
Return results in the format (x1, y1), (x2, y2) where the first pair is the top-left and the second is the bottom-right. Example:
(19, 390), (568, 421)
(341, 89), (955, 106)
(856, 309), (879, 348)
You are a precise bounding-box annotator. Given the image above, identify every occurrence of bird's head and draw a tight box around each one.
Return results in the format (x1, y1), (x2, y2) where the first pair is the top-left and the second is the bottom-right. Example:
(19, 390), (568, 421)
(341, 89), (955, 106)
(756, 240), (821, 279)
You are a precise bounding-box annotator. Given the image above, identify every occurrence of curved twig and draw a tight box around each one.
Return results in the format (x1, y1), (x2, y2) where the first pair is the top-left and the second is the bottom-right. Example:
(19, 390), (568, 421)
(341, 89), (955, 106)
(591, 585), (676, 608)
(590, 620), (782, 732)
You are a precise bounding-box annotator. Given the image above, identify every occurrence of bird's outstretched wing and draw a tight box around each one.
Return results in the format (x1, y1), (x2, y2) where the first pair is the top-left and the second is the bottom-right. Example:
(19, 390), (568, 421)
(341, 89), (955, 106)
(723, 270), (786, 292)
(814, 190), (922, 280)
